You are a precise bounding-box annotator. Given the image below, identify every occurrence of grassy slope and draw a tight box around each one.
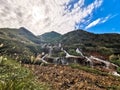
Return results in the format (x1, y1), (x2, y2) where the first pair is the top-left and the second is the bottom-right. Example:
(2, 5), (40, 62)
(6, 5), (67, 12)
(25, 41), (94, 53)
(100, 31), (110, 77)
(0, 56), (50, 90)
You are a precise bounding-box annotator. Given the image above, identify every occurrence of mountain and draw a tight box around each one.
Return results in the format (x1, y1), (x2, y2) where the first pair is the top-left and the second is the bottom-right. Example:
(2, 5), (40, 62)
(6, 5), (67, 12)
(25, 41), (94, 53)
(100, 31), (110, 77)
(58, 30), (120, 56)
(0, 27), (120, 61)
(37, 29), (120, 56)
(59, 29), (96, 45)
(1, 28), (120, 89)
(38, 31), (61, 43)
(59, 29), (120, 45)
(0, 27), (41, 44)
(0, 27), (42, 61)
(19, 27), (41, 44)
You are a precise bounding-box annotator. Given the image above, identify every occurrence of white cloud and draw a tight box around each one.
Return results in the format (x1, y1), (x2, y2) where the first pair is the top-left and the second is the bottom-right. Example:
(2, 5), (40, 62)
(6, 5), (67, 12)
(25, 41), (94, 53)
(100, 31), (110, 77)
(101, 15), (110, 23)
(85, 19), (101, 29)
(85, 15), (111, 30)
(0, 0), (103, 35)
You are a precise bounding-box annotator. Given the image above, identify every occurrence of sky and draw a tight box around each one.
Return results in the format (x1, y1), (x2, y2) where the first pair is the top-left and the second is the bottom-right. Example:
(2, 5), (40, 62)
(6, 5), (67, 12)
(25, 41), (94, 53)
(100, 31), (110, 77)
(0, 0), (120, 35)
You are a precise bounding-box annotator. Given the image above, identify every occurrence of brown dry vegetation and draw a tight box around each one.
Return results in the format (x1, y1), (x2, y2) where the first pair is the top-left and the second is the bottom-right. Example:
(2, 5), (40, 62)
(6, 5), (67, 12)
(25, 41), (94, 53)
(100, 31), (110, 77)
(26, 64), (120, 90)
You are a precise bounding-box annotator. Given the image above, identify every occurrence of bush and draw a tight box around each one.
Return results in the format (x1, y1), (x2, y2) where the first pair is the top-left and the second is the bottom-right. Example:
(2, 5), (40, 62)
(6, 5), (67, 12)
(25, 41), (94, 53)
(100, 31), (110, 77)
(109, 54), (120, 67)
(98, 47), (113, 55)
(117, 67), (120, 74)
(58, 52), (66, 57)
(68, 49), (80, 56)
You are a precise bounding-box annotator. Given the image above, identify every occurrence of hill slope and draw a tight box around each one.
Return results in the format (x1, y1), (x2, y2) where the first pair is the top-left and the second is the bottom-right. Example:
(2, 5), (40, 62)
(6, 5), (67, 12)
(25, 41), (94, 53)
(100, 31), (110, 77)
(59, 30), (120, 46)
(58, 30), (120, 56)
(0, 27), (42, 61)
(59, 30), (96, 45)
(1, 28), (120, 90)
(38, 31), (61, 43)
(28, 64), (120, 90)
(0, 27), (41, 44)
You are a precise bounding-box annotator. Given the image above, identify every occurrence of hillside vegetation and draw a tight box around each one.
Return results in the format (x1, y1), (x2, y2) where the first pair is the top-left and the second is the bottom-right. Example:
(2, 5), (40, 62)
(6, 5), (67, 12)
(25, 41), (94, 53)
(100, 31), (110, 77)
(0, 56), (50, 90)
(38, 31), (61, 43)
(57, 30), (120, 56)
(0, 28), (42, 62)
(0, 28), (120, 89)
(0, 27), (41, 44)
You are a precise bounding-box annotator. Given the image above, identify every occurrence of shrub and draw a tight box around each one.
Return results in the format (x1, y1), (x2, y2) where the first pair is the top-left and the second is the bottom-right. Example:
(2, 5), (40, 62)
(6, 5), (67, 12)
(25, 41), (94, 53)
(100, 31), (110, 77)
(109, 54), (120, 67)
(117, 67), (120, 74)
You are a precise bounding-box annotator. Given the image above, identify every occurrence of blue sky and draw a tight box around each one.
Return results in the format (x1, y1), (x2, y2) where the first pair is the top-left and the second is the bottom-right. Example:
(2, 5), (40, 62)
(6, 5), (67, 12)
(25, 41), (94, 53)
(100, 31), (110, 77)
(74, 0), (120, 33)
(0, 0), (120, 35)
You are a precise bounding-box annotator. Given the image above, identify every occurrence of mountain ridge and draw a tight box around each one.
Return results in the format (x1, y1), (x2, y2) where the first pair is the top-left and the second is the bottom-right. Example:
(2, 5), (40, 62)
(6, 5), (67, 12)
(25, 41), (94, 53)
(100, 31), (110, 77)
(0, 27), (41, 44)
(0, 27), (120, 57)
(38, 31), (62, 43)
(38, 29), (120, 44)
(0, 27), (42, 61)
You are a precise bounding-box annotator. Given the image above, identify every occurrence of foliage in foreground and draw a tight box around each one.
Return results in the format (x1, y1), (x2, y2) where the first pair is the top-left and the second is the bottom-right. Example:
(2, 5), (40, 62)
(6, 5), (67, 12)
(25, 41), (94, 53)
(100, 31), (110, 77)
(0, 56), (50, 90)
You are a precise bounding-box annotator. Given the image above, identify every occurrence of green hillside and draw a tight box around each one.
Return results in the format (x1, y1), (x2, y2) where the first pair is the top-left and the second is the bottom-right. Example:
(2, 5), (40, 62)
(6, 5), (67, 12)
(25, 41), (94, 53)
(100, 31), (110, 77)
(0, 27), (41, 44)
(58, 30), (120, 56)
(0, 27), (42, 62)
(38, 31), (61, 43)
(0, 28), (120, 89)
